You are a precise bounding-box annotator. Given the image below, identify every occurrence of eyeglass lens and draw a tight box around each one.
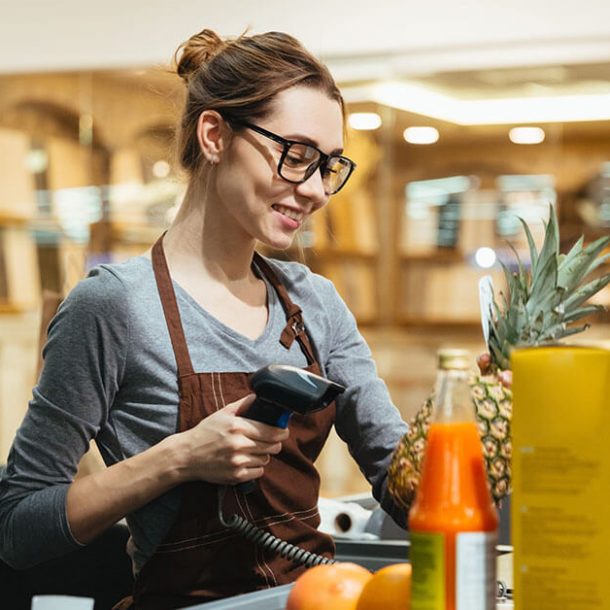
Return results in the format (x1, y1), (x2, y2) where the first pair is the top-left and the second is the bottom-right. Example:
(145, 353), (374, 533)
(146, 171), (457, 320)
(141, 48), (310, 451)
(280, 142), (352, 194)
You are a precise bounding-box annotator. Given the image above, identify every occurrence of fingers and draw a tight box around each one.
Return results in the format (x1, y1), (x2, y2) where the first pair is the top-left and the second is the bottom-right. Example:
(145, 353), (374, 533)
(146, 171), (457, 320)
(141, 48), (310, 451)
(222, 397), (289, 443)
(477, 352), (492, 374)
(243, 421), (289, 444)
(248, 440), (283, 456)
(180, 393), (290, 485)
(477, 352), (512, 388)
(498, 370), (513, 388)
(224, 393), (256, 415)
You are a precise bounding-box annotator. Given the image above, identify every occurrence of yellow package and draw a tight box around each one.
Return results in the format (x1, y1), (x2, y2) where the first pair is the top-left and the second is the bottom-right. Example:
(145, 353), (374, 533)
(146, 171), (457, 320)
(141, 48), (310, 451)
(511, 345), (610, 610)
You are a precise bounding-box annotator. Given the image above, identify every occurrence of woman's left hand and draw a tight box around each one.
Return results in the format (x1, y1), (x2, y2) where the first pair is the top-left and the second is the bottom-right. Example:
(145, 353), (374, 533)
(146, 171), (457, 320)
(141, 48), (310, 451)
(477, 352), (512, 388)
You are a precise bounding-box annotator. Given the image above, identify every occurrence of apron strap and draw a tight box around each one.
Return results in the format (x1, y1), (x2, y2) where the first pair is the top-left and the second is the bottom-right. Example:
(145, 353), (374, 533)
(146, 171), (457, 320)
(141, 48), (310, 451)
(253, 252), (317, 366)
(151, 233), (195, 377)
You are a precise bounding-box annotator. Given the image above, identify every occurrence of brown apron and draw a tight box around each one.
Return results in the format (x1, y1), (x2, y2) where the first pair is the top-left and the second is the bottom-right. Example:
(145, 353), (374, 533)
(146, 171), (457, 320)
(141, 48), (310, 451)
(116, 236), (336, 609)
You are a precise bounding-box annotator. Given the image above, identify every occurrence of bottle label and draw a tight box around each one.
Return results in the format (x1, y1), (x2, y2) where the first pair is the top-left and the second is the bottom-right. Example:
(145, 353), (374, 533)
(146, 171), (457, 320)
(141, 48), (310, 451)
(410, 531), (446, 610)
(456, 531), (497, 610)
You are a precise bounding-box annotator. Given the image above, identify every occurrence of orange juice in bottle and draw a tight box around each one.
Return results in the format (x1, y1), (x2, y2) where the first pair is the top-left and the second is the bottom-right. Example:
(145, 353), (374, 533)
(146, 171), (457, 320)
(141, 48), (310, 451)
(409, 349), (498, 610)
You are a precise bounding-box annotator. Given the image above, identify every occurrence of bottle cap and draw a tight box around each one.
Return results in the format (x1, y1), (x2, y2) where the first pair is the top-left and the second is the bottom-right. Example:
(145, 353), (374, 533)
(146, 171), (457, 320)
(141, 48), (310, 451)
(437, 348), (471, 370)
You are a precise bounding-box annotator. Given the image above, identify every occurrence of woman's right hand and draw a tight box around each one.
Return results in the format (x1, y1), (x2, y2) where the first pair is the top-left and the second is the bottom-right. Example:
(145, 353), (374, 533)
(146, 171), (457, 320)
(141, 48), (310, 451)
(172, 394), (289, 486)
(66, 393), (288, 545)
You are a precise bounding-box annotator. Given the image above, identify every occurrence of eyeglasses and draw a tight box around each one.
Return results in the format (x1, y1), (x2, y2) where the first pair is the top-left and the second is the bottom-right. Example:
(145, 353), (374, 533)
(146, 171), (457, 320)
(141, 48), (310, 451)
(234, 121), (356, 195)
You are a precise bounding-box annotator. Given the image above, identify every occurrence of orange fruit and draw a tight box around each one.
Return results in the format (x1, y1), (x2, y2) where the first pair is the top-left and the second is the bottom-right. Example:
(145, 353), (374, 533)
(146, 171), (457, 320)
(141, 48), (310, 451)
(355, 562), (412, 610)
(286, 561), (372, 610)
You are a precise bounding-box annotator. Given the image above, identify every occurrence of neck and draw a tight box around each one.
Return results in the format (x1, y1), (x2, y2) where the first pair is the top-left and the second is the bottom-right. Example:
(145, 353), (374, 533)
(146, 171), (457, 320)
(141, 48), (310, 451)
(163, 178), (257, 284)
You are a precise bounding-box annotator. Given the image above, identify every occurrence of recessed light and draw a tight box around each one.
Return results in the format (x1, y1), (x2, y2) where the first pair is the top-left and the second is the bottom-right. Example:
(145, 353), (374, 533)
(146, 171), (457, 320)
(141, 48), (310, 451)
(348, 112), (382, 130)
(152, 160), (171, 178)
(474, 247), (497, 268)
(403, 126), (439, 144)
(508, 127), (545, 144)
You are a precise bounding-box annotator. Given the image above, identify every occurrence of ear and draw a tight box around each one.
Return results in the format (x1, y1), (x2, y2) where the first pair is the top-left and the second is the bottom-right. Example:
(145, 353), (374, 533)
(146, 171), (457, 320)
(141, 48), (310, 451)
(196, 110), (230, 163)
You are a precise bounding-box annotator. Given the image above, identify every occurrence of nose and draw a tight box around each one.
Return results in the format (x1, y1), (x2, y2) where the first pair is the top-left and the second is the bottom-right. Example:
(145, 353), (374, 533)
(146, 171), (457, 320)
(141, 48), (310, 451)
(294, 167), (329, 210)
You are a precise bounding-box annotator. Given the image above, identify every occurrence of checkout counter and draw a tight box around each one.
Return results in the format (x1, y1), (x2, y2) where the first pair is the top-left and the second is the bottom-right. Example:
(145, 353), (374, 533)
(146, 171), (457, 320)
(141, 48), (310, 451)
(7, 493), (512, 609)
(197, 493), (513, 609)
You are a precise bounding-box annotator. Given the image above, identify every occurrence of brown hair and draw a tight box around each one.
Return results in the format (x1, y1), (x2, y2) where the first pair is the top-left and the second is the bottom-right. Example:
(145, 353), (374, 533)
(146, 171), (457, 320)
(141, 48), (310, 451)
(174, 29), (345, 174)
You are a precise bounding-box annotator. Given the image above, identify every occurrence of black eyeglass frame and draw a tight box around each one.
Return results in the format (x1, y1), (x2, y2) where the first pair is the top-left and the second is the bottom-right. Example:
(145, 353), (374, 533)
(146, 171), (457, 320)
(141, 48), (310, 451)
(233, 121), (356, 195)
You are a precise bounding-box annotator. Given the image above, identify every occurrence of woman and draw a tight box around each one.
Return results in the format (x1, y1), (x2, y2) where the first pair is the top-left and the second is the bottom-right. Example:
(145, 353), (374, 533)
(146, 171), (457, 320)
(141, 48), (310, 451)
(0, 28), (408, 608)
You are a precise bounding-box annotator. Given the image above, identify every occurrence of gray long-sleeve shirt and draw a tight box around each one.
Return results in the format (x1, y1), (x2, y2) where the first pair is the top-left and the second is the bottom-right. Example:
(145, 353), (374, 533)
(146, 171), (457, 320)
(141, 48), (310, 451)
(0, 254), (407, 571)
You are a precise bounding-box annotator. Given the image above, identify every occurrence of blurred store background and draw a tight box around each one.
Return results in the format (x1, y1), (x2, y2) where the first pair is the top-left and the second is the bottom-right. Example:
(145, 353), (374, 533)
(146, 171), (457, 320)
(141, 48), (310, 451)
(1, 0), (609, 495)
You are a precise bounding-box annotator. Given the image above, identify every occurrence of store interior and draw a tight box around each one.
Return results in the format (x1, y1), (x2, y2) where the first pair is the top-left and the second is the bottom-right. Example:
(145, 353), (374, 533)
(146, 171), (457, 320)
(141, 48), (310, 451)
(0, 5), (609, 498)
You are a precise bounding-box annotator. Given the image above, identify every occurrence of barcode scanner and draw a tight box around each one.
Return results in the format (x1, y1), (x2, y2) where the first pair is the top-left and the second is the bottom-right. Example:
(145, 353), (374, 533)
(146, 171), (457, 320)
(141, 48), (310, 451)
(218, 364), (345, 567)
(236, 364), (345, 494)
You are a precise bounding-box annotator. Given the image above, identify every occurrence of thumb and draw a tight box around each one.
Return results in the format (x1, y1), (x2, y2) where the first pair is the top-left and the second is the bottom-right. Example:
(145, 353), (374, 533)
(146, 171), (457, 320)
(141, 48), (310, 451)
(223, 393), (256, 416)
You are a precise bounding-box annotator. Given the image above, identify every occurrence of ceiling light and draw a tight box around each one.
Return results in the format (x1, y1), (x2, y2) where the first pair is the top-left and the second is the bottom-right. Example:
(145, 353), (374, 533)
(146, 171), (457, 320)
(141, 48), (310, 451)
(509, 126), (545, 144)
(344, 81), (610, 125)
(348, 112), (382, 130)
(474, 247), (497, 268)
(152, 160), (171, 178)
(403, 126), (439, 144)
(25, 149), (48, 174)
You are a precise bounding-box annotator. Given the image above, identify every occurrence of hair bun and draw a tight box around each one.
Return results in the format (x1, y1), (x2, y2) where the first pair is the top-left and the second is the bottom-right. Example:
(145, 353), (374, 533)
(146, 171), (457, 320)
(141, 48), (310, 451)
(175, 29), (227, 84)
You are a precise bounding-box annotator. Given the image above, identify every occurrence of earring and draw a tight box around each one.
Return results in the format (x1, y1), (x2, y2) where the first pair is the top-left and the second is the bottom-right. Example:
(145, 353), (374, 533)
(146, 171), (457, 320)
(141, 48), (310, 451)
(209, 155), (219, 165)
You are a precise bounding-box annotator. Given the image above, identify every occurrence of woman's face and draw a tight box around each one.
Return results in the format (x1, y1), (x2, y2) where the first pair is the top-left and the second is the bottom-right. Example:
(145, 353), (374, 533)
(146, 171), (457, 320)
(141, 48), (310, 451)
(213, 85), (344, 251)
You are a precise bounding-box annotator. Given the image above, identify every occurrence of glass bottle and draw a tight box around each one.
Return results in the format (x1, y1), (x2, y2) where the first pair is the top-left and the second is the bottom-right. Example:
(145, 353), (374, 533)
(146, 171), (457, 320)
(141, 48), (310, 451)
(409, 348), (498, 610)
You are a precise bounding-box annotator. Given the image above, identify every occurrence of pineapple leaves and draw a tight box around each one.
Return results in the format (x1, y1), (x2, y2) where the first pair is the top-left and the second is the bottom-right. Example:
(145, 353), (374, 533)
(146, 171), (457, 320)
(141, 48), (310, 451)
(564, 273), (610, 311)
(586, 251), (610, 275)
(507, 242), (529, 297)
(557, 234), (610, 293)
(488, 203), (609, 370)
(518, 216), (539, 270)
(563, 304), (605, 324)
(526, 250), (558, 315)
(528, 207), (558, 300)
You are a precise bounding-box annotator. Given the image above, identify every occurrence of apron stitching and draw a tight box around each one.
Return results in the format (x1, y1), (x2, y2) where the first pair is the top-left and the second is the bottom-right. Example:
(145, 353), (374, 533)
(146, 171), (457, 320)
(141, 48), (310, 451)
(256, 504), (318, 523)
(155, 532), (240, 553)
(216, 372), (225, 409)
(235, 492), (276, 588)
(260, 508), (318, 527)
(246, 494), (278, 587)
(211, 372), (220, 410)
(216, 375), (277, 588)
(256, 507), (319, 529)
(156, 526), (238, 549)
(154, 504), (321, 554)
(155, 505), (320, 550)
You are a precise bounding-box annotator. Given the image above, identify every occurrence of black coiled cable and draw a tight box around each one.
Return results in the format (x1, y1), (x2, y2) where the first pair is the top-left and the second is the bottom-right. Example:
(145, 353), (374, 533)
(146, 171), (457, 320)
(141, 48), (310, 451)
(217, 485), (335, 568)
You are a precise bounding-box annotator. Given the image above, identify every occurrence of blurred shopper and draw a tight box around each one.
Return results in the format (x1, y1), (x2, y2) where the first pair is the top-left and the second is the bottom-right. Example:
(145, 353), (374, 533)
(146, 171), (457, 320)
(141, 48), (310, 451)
(0, 28), (407, 608)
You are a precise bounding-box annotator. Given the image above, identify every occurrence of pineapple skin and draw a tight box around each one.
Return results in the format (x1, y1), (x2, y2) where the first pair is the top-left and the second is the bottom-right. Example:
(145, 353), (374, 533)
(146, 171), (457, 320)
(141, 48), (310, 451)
(387, 374), (512, 511)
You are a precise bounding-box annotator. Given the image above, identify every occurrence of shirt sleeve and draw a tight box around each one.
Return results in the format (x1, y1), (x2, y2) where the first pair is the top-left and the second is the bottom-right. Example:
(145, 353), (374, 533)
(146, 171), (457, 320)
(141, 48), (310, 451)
(318, 278), (409, 529)
(0, 267), (130, 568)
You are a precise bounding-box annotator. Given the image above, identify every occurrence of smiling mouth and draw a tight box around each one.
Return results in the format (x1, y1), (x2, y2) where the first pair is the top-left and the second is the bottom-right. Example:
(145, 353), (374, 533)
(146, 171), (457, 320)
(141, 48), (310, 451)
(272, 204), (304, 222)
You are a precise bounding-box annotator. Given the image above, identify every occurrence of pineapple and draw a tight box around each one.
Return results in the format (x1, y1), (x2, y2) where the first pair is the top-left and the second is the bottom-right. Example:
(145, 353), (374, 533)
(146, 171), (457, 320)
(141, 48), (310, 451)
(388, 205), (610, 509)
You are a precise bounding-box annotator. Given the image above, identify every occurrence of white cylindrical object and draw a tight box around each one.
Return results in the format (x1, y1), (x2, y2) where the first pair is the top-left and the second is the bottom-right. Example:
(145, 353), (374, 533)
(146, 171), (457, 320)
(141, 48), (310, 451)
(318, 497), (376, 538)
(31, 596), (95, 610)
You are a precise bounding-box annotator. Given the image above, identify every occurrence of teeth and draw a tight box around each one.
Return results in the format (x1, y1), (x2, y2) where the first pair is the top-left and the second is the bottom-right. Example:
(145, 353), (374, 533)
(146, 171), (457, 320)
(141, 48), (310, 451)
(273, 204), (303, 221)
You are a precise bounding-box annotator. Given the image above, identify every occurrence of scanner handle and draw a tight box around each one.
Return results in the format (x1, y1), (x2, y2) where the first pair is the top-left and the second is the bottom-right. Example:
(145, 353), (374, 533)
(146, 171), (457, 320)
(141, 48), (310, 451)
(235, 398), (291, 494)
(241, 398), (291, 429)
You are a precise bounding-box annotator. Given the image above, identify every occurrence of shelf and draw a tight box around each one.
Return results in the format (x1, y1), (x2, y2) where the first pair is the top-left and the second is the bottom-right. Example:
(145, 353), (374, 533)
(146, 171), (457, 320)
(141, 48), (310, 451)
(400, 250), (466, 264)
(0, 300), (33, 314)
(307, 248), (378, 261)
(0, 212), (32, 226)
(398, 316), (483, 328)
